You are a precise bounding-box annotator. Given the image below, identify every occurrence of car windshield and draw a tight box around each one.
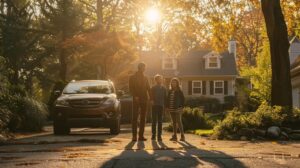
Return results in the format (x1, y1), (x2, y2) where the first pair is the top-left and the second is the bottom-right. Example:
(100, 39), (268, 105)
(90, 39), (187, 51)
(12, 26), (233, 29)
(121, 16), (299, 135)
(63, 82), (113, 94)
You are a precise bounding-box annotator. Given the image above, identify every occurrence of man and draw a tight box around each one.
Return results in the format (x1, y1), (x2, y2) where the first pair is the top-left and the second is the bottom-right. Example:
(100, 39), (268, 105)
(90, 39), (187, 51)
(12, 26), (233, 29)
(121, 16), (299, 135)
(129, 63), (150, 141)
(150, 74), (167, 141)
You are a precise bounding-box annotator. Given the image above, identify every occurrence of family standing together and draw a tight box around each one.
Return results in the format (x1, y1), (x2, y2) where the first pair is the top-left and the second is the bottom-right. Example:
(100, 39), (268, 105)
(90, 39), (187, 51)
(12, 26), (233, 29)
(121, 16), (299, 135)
(129, 62), (185, 142)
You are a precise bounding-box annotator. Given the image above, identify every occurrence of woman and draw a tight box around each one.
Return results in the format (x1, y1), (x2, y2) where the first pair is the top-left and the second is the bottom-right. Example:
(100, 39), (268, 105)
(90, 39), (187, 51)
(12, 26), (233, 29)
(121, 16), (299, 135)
(166, 78), (185, 141)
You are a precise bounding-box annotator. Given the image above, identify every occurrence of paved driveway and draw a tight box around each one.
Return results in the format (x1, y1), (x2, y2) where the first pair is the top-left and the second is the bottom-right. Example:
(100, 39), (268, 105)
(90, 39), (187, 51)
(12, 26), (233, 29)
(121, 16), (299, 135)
(0, 124), (300, 168)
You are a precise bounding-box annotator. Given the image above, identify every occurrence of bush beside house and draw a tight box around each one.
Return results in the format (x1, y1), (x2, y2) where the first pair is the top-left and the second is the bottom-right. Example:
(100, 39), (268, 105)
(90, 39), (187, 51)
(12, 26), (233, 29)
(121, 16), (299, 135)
(223, 96), (237, 110)
(0, 74), (48, 137)
(164, 107), (224, 133)
(212, 102), (300, 140)
(181, 107), (215, 130)
(1, 94), (48, 133)
(185, 97), (223, 113)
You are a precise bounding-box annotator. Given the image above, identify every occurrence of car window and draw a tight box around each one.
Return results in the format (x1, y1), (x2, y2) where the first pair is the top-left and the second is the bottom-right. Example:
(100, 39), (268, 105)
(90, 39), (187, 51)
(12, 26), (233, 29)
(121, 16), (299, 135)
(63, 82), (112, 94)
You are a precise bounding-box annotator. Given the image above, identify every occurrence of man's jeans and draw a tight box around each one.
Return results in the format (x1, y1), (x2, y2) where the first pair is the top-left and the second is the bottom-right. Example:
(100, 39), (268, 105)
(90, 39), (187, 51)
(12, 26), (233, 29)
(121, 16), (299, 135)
(132, 100), (147, 138)
(152, 105), (163, 137)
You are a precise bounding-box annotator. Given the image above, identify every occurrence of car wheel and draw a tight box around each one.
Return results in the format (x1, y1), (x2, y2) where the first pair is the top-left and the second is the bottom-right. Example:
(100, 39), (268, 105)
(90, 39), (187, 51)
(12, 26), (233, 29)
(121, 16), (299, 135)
(110, 118), (120, 135)
(53, 119), (70, 135)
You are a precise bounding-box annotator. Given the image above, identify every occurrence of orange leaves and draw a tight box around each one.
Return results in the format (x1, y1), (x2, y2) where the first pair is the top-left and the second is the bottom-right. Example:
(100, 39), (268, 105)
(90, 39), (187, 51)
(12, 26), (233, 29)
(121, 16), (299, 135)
(62, 30), (136, 63)
(64, 31), (120, 51)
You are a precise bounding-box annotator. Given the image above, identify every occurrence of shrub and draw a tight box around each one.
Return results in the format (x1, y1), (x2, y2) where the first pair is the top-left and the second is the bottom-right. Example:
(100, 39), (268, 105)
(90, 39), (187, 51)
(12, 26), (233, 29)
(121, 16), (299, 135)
(185, 97), (222, 113)
(213, 109), (253, 139)
(213, 102), (287, 139)
(182, 107), (213, 130)
(20, 97), (48, 131)
(0, 108), (12, 133)
(5, 95), (48, 132)
(0, 57), (48, 133)
(164, 107), (219, 132)
(224, 96), (237, 110)
(249, 102), (286, 128)
(5, 95), (25, 131)
(283, 108), (300, 129)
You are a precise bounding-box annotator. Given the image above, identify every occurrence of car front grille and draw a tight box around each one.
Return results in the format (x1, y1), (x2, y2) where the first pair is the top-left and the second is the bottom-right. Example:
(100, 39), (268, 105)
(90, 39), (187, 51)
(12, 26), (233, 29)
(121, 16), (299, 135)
(69, 99), (103, 108)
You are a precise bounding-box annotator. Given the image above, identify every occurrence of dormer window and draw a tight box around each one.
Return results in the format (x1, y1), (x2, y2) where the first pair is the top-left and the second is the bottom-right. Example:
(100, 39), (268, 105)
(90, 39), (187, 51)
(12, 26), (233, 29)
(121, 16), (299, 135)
(208, 57), (218, 68)
(163, 57), (177, 70)
(205, 52), (221, 69)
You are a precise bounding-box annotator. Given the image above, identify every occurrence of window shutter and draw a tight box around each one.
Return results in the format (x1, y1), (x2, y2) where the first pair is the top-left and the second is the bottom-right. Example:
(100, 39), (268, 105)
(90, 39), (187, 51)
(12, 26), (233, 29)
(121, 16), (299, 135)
(224, 81), (228, 95)
(210, 81), (214, 95)
(188, 81), (192, 95)
(202, 81), (206, 95)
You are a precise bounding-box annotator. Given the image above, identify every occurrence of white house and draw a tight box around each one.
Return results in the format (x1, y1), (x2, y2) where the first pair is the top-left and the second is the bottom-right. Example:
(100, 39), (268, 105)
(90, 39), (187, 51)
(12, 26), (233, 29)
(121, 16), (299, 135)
(137, 39), (238, 103)
(289, 36), (300, 107)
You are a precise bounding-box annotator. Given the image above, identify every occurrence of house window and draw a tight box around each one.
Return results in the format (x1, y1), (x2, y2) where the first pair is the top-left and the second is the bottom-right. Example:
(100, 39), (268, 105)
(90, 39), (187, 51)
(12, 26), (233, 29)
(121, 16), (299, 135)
(163, 57), (177, 70)
(214, 81), (224, 95)
(192, 81), (202, 95)
(205, 53), (221, 69)
(208, 57), (219, 68)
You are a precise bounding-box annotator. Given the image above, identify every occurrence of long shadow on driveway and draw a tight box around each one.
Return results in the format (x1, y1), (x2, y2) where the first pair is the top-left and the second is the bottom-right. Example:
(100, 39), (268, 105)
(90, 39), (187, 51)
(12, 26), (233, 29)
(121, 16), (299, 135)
(0, 128), (122, 156)
(100, 139), (246, 168)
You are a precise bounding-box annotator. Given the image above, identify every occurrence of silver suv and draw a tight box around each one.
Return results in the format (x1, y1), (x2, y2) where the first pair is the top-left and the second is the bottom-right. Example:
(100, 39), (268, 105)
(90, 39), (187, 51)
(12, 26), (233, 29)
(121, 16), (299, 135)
(53, 80), (121, 135)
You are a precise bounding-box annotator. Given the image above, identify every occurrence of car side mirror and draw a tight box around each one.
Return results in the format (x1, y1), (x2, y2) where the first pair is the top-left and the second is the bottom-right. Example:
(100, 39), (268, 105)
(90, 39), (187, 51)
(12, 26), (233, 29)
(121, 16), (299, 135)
(54, 90), (61, 96)
(117, 90), (124, 98)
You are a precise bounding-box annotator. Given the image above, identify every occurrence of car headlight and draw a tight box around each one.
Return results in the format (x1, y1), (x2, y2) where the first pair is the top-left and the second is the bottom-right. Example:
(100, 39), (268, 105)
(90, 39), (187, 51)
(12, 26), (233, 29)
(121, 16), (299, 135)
(56, 99), (69, 106)
(103, 98), (115, 105)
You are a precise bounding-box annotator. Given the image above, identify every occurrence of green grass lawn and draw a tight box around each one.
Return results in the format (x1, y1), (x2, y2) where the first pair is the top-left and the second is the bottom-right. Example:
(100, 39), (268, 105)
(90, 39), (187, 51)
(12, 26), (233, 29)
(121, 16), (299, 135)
(187, 129), (214, 137)
(186, 113), (222, 137)
(164, 111), (223, 137)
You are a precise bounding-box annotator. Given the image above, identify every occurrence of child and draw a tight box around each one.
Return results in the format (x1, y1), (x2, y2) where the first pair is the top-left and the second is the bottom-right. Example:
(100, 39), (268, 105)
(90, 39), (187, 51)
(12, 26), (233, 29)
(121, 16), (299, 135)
(166, 78), (185, 141)
(150, 74), (167, 141)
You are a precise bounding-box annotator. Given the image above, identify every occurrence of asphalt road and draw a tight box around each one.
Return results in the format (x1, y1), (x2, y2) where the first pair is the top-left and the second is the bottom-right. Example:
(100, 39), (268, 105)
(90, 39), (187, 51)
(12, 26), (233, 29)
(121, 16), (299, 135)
(1, 124), (300, 168)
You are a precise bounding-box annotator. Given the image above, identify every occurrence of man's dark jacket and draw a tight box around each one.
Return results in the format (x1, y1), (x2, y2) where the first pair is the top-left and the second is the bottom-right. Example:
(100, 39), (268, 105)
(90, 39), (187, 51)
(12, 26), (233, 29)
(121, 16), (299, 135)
(129, 72), (150, 102)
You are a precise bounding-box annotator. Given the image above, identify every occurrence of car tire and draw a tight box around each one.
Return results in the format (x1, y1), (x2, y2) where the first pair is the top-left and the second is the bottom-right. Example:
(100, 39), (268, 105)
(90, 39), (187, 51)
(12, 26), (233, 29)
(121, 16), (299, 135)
(53, 119), (70, 135)
(110, 118), (120, 135)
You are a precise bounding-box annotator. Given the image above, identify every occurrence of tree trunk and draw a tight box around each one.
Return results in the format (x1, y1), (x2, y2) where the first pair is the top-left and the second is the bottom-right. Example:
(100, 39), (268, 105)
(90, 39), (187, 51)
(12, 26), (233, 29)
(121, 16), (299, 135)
(59, 49), (67, 81)
(11, 67), (19, 85)
(261, 0), (292, 111)
(59, 1), (69, 81)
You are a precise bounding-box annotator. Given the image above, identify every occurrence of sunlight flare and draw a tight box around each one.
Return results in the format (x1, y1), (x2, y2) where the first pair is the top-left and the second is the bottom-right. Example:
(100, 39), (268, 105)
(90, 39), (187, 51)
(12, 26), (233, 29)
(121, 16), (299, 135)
(145, 7), (161, 24)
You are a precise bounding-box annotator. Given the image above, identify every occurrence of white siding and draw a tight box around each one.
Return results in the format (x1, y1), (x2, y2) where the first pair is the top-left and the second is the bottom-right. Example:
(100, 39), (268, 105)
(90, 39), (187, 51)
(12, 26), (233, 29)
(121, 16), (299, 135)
(289, 42), (300, 64)
(290, 40), (300, 108)
(292, 88), (300, 108)
(181, 77), (236, 103)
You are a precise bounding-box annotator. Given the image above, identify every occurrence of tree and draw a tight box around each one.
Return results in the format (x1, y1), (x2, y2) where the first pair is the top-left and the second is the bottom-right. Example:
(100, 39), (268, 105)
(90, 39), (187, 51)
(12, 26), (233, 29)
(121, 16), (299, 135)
(198, 0), (264, 67)
(0, 0), (50, 94)
(38, 0), (85, 81)
(261, 0), (292, 111)
(241, 33), (271, 104)
(281, 0), (300, 36)
(64, 29), (137, 84)
(64, 0), (135, 80)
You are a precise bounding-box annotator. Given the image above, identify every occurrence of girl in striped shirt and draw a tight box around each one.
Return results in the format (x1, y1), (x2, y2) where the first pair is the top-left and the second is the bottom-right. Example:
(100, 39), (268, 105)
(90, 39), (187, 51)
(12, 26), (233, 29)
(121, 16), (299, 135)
(166, 78), (185, 141)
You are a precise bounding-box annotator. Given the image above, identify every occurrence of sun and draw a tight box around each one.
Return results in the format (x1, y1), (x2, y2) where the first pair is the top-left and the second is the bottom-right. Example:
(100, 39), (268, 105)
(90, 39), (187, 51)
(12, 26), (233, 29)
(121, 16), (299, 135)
(145, 7), (161, 24)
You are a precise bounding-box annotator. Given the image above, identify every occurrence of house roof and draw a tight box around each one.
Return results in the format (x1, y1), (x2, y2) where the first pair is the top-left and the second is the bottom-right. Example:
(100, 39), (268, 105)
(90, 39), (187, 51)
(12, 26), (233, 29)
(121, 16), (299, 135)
(137, 49), (238, 78)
